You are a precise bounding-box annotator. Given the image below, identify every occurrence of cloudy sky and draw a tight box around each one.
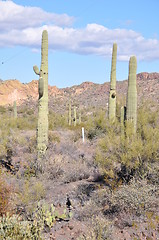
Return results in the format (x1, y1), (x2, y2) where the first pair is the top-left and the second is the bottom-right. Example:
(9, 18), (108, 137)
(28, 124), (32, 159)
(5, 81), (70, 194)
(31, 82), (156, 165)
(0, 0), (158, 87)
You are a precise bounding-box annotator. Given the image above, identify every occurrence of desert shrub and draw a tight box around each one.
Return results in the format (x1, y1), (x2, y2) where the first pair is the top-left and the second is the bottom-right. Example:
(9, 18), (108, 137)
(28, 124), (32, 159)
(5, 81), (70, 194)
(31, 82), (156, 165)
(109, 179), (159, 216)
(84, 109), (120, 140)
(0, 212), (43, 240)
(0, 172), (13, 216)
(0, 106), (6, 113)
(49, 111), (68, 129)
(28, 135), (37, 154)
(48, 131), (60, 143)
(95, 105), (159, 186)
(18, 180), (46, 214)
(16, 116), (37, 130)
(78, 216), (113, 240)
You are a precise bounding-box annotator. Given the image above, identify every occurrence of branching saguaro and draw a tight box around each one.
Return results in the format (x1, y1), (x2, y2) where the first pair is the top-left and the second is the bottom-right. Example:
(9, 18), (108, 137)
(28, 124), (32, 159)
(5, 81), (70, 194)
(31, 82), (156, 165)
(108, 43), (117, 122)
(126, 56), (137, 133)
(33, 30), (48, 159)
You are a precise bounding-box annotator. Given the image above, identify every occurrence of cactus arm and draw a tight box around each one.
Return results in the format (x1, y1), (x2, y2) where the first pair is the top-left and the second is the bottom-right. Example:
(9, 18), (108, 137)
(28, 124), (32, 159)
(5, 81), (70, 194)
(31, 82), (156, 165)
(33, 65), (40, 75)
(39, 77), (44, 98)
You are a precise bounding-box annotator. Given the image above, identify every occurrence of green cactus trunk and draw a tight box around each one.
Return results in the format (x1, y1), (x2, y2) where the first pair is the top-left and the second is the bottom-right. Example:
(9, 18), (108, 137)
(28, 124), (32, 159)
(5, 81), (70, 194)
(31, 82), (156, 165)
(126, 56), (137, 133)
(120, 106), (126, 137)
(73, 106), (76, 127)
(13, 100), (17, 119)
(108, 43), (117, 122)
(33, 30), (48, 158)
(68, 100), (72, 126)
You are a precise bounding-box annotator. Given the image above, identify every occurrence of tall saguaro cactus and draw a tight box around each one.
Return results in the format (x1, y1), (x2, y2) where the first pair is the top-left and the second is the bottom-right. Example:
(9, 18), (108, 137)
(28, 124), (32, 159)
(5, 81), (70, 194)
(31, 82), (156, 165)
(33, 30), (48, 158)
(126, 56), (137, 133)
(108, 43), (117, 121)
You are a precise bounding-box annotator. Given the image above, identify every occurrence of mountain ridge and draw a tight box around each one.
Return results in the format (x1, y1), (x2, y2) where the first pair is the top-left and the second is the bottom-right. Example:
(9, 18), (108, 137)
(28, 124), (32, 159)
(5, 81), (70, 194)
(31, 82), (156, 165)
(0, 72), (158, 107)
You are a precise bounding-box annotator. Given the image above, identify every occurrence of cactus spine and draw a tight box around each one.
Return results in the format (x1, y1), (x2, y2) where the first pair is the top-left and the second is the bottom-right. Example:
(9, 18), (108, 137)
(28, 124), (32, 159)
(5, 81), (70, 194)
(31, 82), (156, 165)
(33, 30), (48, 158)
(108, 43), (117, 121)
(13, 100), (17, 119)
(68, 100), (72, 126)
(126, 56), (137, 133)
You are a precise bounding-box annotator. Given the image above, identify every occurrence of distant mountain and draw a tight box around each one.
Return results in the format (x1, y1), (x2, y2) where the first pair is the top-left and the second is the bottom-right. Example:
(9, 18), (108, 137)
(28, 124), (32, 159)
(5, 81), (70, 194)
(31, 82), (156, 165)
(0, 72), (159, 112)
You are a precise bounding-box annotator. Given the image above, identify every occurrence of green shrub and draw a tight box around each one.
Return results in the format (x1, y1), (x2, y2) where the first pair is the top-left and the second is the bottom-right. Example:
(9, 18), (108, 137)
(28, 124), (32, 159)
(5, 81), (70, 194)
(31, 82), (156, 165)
(110, 179), (158, 215)
(95, 105), (159, 187)
(0, 212), (43, 240)
(78, 216), (113, 240)
(49, 111), (68, 129)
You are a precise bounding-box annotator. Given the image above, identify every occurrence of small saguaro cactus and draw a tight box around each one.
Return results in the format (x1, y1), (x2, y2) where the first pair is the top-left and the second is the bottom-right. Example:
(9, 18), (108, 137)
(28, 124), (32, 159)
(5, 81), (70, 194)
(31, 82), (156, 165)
(13, 100), (17, 119)
(73, 106), (77, 127)
(120, 106), (126, 137)
(108, 43), (117, 122)
(33, 30), (48, 158)
(68, 100), (72, 126)
(126, 56), (137, 133)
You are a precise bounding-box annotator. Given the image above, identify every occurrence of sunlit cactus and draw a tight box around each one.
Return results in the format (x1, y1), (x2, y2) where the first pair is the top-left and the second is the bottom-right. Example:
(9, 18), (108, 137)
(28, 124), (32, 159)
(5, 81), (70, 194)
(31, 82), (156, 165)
(33, 30), (48, 158)
(108, 43), (117, 122)
(126, 56), (137, 133)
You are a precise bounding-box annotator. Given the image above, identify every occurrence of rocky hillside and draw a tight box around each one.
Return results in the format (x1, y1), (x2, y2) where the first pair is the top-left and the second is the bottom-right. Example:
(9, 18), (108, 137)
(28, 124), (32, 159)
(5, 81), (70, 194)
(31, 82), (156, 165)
(0, 72), (159, 111)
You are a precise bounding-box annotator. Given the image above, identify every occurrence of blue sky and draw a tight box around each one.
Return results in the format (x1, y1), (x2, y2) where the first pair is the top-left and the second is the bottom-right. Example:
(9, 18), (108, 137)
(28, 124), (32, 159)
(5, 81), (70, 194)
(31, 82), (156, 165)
(0, 0), (159, 88)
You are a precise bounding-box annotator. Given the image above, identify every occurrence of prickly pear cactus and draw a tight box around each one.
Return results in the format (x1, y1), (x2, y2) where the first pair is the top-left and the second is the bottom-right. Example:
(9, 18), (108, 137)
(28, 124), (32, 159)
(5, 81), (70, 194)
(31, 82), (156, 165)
(33, 30), (48, 158)
(126, 56), (137, 133)
(108, 43), (117, 121)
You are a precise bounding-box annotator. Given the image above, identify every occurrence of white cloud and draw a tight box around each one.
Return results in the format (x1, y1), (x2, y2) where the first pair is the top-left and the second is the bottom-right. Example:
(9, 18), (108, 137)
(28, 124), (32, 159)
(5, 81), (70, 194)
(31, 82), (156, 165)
(0, 1), (159, 61)
(0, 0), (74, 30)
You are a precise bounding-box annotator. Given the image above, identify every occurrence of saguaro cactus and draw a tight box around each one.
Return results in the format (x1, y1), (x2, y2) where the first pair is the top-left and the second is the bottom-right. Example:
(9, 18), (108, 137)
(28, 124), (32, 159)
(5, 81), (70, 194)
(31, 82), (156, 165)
(73, 106), (77, 127)
(68, 100), (72, 126)
(120, 106), (126, 137)
(126, 56), (137, 133)
(33, 30), (48, 158)
(108, 43), (117, 121)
